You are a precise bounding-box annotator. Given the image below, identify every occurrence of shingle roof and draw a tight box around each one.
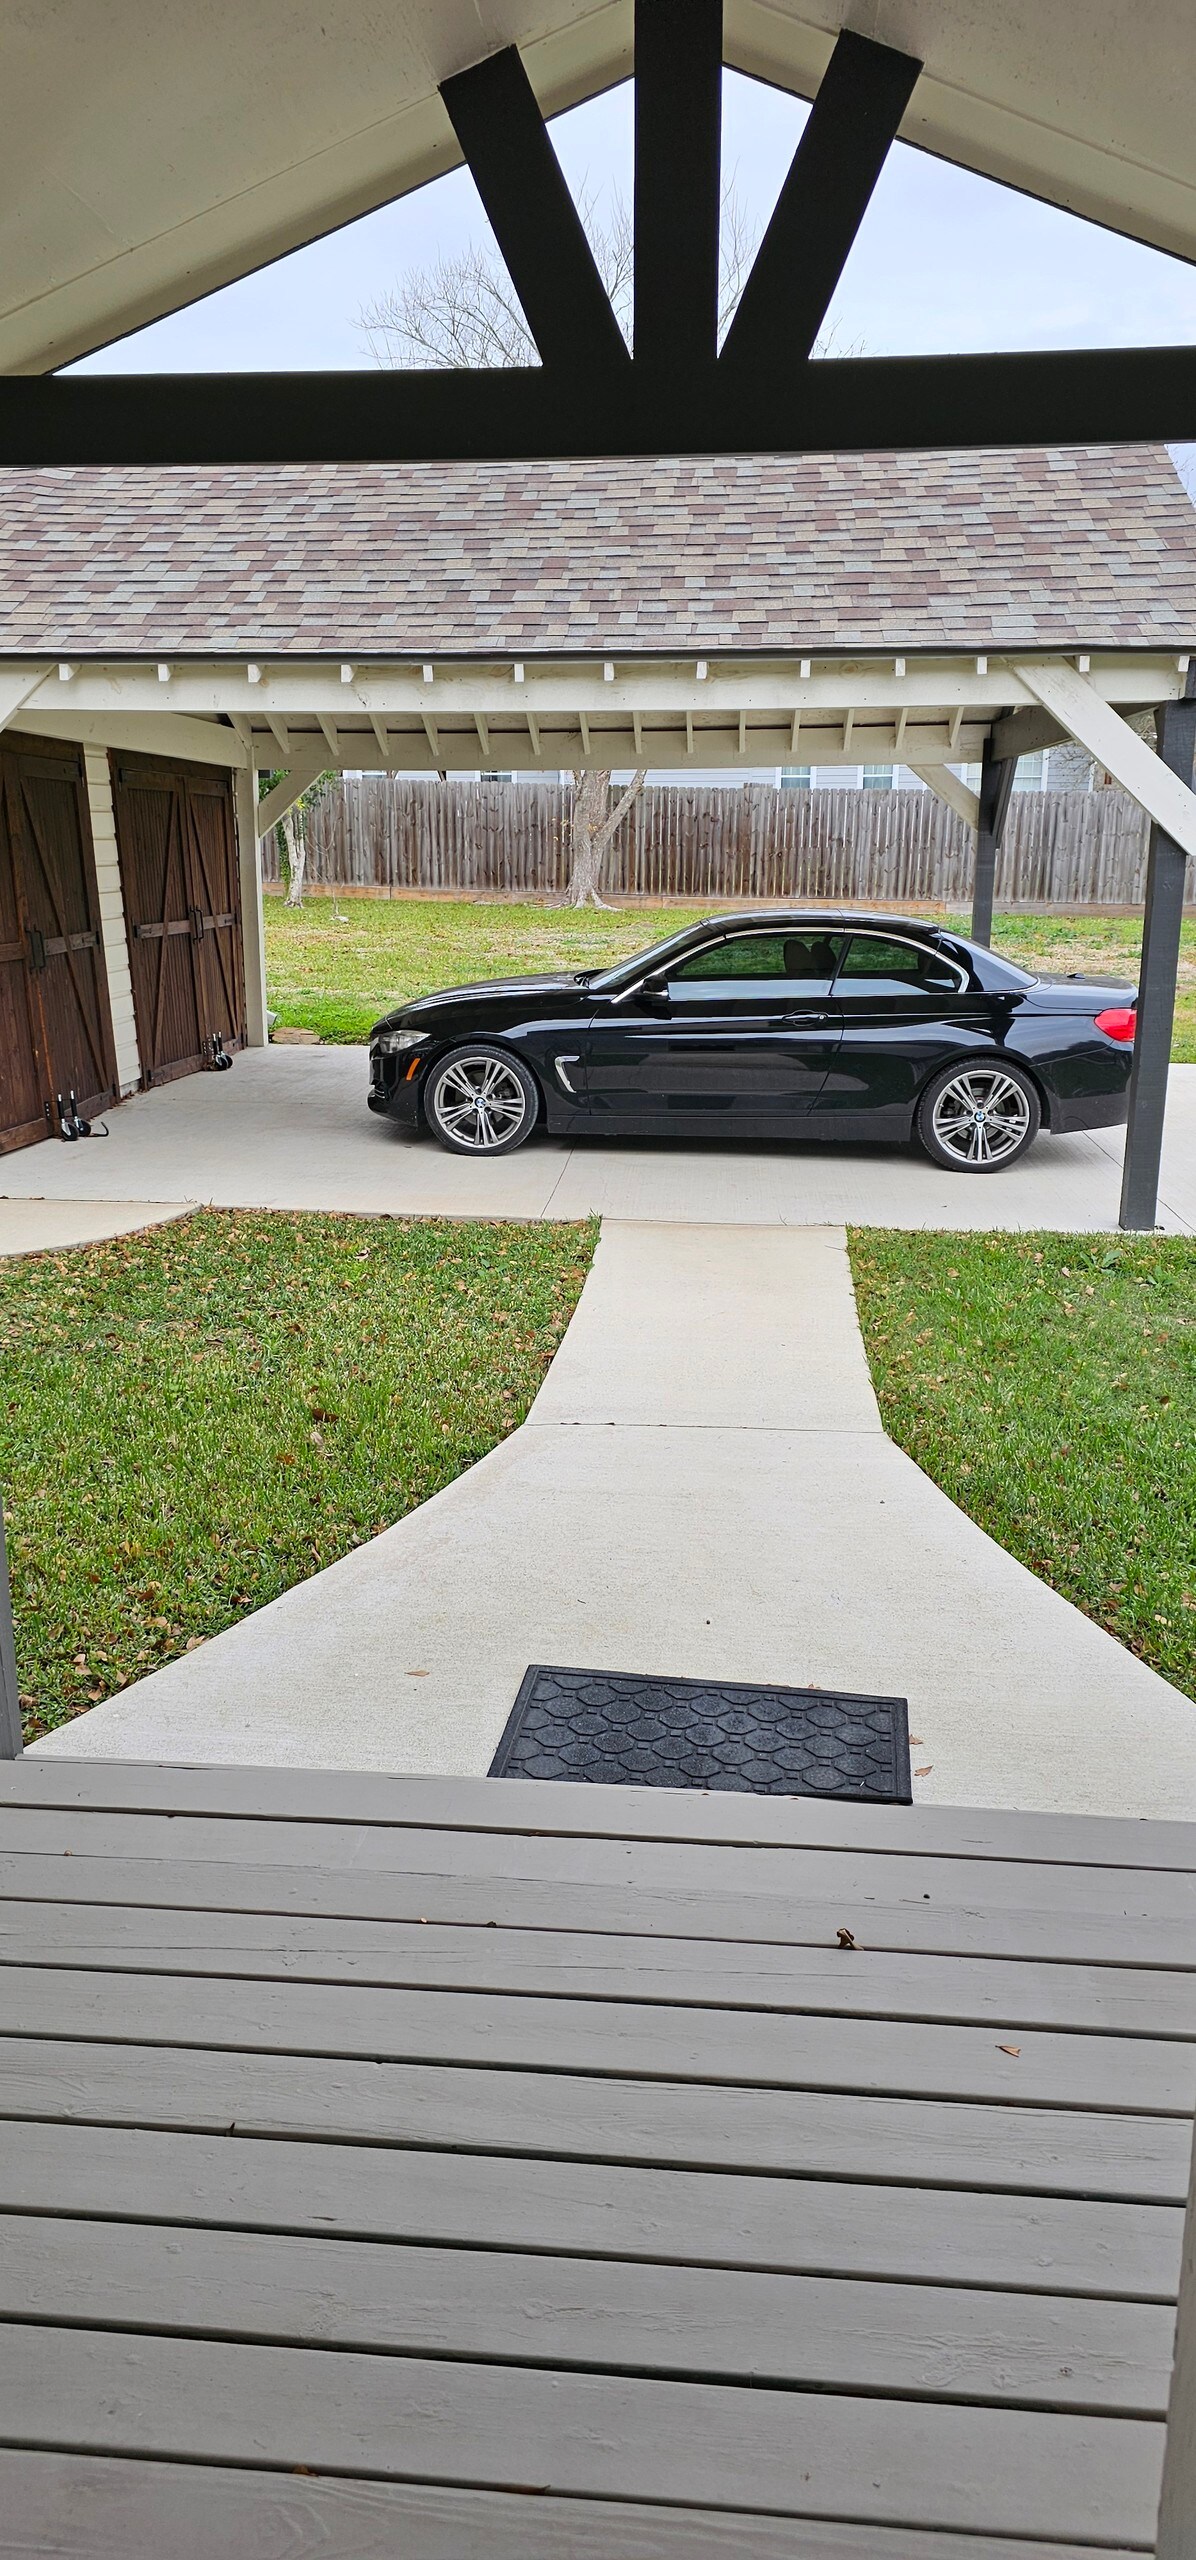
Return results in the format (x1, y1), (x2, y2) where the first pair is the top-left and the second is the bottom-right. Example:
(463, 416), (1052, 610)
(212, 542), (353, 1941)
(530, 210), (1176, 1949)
(0, 445), (1193, 657)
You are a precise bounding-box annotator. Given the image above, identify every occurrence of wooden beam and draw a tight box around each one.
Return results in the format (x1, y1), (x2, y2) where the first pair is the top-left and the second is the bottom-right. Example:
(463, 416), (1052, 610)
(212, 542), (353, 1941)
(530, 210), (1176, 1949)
(255, 755), (327, 837)
(438, 48), (628, 377)
(6, 344), (1196, 466)
(633, 0), (722, 373)
(909, 764), (980, 829)
(990, 705), (1066, 762)
(0, 666), (51, 734)
(15, 709), (246, 766)
(1014, 658), (1196, 861)
(720, 31), (921, 375)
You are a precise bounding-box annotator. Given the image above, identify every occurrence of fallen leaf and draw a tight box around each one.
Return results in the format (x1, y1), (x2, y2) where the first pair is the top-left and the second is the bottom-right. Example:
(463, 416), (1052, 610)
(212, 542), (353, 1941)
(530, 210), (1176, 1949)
(909, 1736), (924, 1746)
(835, 1927), (857, 1950)
(998, 2043), (1021, 2058)
(407, 1668), (430, 1678)
(184, 1636), (206, 1652)
(915, 1764), (933, 1777)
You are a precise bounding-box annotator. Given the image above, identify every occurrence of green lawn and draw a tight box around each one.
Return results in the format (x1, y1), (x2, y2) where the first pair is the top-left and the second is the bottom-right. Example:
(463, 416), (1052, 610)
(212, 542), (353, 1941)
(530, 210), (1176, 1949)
(849, 1230), (1196, 1701)
(0, 1210), (594, 1742)
(265, 894), (1196, 1059)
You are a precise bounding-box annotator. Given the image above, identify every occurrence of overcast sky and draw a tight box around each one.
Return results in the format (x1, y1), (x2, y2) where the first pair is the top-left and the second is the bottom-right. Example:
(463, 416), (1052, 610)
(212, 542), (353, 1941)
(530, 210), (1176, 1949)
(68, 72), (1196, 498)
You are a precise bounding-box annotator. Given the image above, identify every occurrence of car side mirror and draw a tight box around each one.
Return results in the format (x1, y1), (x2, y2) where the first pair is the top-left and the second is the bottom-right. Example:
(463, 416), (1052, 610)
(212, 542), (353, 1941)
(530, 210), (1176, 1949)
(639, 971), (671, 1007)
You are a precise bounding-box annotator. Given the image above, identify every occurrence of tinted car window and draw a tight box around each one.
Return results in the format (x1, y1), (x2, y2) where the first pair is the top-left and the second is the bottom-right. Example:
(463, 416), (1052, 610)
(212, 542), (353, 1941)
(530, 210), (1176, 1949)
(671, 931), (845, 995)
(836, 934), (961, 995)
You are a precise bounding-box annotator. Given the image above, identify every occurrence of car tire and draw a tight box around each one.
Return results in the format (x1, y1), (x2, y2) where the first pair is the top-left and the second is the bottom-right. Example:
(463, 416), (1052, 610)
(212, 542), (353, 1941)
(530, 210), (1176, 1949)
(915, 1059), (1041, 1172)
(424, 1043), (540, 1156)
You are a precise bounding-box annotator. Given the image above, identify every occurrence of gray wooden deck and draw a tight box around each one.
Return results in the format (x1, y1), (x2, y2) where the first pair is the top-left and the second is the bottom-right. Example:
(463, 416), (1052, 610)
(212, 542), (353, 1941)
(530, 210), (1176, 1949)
(0, 1760), (1192, 2556)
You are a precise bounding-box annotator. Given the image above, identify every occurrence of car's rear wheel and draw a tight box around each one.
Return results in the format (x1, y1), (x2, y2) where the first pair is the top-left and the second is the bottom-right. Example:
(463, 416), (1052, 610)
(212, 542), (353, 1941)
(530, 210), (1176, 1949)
(916, 1060), (1040, 1171)
(425, 1044), (539, 1155)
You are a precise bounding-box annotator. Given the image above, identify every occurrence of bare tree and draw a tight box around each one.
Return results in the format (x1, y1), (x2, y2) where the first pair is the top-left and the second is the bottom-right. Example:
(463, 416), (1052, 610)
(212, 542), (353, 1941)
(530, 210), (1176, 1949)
(359, 185), (762, 903)
(566, 768), (647, 907)
(359, 188), (757, 368)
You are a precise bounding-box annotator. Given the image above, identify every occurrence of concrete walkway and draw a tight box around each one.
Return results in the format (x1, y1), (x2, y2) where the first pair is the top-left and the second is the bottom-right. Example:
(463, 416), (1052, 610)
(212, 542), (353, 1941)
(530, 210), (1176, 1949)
(34, 1220), (1196, 1819)
(3, 1046), (1195, 1236)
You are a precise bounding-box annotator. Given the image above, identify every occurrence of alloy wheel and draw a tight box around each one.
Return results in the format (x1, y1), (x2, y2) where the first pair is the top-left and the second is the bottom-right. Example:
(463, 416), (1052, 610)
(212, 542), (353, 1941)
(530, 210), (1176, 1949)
(433, 1053), (530, 1151)
(930, 1067), (1032, 1166)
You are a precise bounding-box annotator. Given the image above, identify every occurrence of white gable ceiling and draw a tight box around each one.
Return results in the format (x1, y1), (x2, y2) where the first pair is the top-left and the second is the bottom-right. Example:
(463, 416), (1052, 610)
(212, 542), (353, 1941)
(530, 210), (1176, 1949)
(3, 1), (1196, 374)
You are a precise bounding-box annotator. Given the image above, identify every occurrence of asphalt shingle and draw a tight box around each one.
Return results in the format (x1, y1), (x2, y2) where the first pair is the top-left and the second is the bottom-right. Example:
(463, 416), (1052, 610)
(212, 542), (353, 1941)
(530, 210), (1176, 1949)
(0, 445), (1193, 656)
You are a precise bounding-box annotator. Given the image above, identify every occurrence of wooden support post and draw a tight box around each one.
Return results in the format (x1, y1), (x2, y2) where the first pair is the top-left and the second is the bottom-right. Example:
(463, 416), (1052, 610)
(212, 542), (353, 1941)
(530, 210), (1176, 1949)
(0, 1491), (23, 1760)
(971, 737), (1015, 947)
(234, 761), (268, 1047)
(1119, 677), (1196, 1233)
(1157, 2111), (1196, 2557)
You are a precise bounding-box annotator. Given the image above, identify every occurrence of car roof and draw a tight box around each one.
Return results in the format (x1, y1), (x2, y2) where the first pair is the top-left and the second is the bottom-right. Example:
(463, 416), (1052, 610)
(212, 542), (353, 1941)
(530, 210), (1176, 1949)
(696, 911), (953, 940)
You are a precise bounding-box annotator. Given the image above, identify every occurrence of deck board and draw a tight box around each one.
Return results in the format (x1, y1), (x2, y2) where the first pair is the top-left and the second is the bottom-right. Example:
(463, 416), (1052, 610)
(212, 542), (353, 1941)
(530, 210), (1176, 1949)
(4, 1761), (1194, 1869)
(4, 2037), (1189, 2197)
(0, 1762), (1191, 2554)
(5, 1845), (1187, 1965)
(0, 2454), (1151, 2560)
(4, 1902), (1194, 2036)
(4, 1963), (1191, 2111)
(0, 2123), (1179, 2297)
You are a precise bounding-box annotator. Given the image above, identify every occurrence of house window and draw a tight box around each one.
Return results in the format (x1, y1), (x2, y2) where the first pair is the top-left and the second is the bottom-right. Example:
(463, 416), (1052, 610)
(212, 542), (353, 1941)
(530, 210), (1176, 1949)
(862, 765), (893, 790)
(779, 767), (812, 788)
(1013, 751), (1046, 791)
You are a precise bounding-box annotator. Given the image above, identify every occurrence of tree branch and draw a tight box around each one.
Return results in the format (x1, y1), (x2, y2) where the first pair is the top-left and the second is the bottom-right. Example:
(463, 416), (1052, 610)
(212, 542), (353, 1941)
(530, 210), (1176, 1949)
(594, 769), (647, 852)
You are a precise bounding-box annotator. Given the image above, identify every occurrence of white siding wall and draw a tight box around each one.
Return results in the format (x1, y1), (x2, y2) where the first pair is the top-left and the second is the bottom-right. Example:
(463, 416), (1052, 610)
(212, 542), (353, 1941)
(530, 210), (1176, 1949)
(84, 747), (140, 1094)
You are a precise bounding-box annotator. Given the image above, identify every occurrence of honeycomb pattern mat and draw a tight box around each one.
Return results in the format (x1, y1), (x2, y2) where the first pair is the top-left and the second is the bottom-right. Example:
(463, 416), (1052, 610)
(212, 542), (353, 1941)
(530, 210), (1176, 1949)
(489, 1664), (912, 1802)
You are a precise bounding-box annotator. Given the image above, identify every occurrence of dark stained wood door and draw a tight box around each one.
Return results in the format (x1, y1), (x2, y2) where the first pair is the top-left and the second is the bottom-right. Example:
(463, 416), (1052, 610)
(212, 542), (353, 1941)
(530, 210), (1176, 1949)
(112, 754), (245, 1086)
(0, 733), (117, 1152)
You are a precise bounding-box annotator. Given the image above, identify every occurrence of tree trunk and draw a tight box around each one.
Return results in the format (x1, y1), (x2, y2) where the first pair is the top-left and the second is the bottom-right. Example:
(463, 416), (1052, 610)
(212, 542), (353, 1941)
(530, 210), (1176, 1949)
(564, 769), (646, 907)
(281, 806), (307, 907)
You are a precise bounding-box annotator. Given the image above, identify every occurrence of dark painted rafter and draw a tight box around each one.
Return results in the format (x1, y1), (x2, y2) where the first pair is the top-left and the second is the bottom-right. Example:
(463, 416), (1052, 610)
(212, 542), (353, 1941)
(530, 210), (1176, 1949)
(6, 342), (1196, 467)
(720, 30), (922, 376)
(438, 45), (628, 375)
(634, 0), (723, 374)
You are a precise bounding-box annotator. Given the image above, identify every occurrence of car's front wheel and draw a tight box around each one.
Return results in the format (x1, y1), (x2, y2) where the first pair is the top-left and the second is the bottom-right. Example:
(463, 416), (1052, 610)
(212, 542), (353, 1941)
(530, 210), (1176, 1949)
(424, 1044), (539, 1155)
(916, 1060), (1041, 1171)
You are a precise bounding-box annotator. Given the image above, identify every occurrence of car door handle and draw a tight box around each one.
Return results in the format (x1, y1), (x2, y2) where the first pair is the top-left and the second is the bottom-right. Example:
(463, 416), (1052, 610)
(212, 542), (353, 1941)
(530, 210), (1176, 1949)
(784, 1010), (834, 1026)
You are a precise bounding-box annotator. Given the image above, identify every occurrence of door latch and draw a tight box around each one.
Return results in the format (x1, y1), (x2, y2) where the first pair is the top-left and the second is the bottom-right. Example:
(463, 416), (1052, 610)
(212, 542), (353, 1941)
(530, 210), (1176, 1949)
(27, 925), (45, 972)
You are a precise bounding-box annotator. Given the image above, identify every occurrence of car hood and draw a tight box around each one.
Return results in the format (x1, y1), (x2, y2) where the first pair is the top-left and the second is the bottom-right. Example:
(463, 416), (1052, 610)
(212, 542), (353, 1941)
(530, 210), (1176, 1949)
(370, 973), (586, 1037)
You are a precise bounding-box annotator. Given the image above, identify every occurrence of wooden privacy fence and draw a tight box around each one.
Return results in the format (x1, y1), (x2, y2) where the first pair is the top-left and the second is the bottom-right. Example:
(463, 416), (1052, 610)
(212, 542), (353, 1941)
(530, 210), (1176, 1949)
(267, 777), (1191, 907)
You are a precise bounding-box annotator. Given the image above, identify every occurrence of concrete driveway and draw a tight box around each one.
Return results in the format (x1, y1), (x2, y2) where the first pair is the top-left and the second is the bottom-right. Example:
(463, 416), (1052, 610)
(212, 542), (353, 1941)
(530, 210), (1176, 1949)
(2, 1045), (1195, 1240)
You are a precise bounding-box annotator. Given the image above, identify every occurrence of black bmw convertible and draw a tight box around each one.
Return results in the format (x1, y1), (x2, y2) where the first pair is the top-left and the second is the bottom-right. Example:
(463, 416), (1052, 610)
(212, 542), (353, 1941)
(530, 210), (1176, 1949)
(367, 911), (1138, 1173)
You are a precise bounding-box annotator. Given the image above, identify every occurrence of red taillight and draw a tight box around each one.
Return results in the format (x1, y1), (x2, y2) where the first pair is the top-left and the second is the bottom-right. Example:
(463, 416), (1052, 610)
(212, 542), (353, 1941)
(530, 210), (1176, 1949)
(1094, 1007), (1136, 1042)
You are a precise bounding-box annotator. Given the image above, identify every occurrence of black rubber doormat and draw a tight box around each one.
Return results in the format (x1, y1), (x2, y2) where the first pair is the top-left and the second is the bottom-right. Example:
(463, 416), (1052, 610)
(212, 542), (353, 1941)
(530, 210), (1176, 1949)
(489, 1665), (912, 1803)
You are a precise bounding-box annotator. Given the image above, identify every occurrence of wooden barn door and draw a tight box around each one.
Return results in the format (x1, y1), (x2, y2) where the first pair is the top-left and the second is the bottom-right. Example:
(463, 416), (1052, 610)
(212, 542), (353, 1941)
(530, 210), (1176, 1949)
(186, 767), (245, 1062)
(113, 753), (245, 1085)
(0, 733), (117, 1151)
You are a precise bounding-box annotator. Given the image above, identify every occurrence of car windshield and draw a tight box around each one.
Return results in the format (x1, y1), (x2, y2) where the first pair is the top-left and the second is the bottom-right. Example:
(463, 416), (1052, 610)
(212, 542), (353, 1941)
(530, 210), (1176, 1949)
(590, 925), (716, 993)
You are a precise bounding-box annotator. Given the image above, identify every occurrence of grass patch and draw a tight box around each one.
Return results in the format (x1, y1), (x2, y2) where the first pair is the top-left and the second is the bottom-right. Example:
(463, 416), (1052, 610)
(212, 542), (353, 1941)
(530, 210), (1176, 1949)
(1, 1209), (595, 1741)
(849, 1229), (1196, 1700)
(265, 894), (1196, 1059)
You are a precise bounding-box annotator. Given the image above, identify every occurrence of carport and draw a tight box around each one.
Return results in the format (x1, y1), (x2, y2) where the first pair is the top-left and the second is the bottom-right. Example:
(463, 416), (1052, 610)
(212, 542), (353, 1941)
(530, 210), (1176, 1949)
(1, 442), (1194, 1233)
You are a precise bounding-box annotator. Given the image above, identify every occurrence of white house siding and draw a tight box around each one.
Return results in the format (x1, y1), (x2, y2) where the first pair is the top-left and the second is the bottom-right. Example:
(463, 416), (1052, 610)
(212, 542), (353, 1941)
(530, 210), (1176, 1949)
(84, 747), (140, 1094)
